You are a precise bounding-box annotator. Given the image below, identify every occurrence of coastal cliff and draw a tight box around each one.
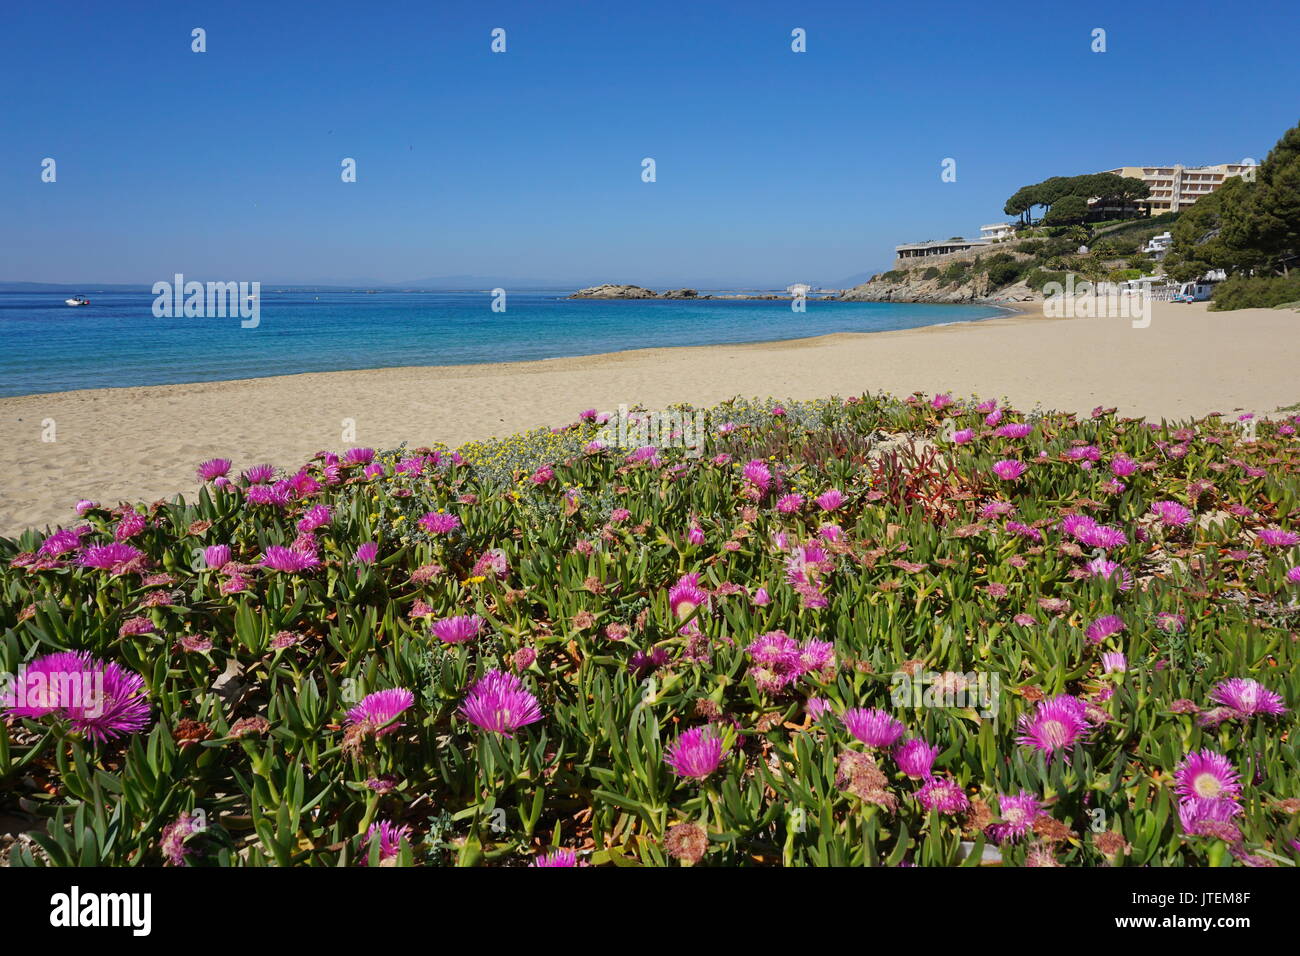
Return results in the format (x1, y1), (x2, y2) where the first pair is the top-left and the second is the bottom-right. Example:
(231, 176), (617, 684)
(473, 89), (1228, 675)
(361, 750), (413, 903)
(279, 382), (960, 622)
(837, 273), (1037, 305)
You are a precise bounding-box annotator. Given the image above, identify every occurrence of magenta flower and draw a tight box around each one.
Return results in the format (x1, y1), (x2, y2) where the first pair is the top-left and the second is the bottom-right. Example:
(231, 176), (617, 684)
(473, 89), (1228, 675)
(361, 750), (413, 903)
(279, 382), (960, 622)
(79, 543), (144, 573)
(1101, 651), (1127, 674)
(668, 573), (708, 621)
(297, 504), (332, 532)
(1174, 749), (1240, 801)
(1150, 500), (1192, 527)
(776, 493), (803, 514)
(915, 776), (969, 815)
(992, 459), (1027, 481)
(742, 459), (773, 495)
(1085, 556), (1133, 590)
(1178, 797), (1242, 841)
(418, 511), (460, 534)
(1209, 679), (1287, 718)
(196, 458), (232, 481)
(815, 489), (845, 512)
(159, 812), (201, 866)
(1017, 695), (1089, 759)
(994, 423), (1033, 439)
(1006, 521), (1042, 542)
(354, 542), (379, 565)
(361, 820), (412, 864)
(472, 548), (510, 579)
(345, 688), (414, 735)
(665, 726), (729, 780)
(244, 483), (290, 507)
(798, 639), (835, 676)
(1084, 614), (1125, 644)
(203, 544), (232, 569)
(242, 463), (276, 484)
(432, 614), (484, 645)
(987, 791), (1041, 844)
(530, 848), (585, 867)
(1257, 528), (1299, 548)
(259, 546), (319, 573)
(842, 708), (905, 748)
(459, 670), (543, 737)
(1287, 566), (1300, 584)
(894, 737), (940, 780)
(39, 528), (83, 558)
(343, 447), (376, 466)
(2, 651), (150, 743)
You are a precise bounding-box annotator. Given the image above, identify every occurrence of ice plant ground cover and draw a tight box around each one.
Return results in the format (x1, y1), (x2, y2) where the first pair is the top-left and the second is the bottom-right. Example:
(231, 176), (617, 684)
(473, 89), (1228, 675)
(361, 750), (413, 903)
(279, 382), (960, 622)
(1, 394), (1299, 867)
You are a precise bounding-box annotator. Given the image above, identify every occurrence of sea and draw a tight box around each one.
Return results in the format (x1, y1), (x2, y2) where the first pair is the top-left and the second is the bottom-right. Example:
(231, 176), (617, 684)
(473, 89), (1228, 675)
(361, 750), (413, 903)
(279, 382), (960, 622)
(0, 290), (1005, 398)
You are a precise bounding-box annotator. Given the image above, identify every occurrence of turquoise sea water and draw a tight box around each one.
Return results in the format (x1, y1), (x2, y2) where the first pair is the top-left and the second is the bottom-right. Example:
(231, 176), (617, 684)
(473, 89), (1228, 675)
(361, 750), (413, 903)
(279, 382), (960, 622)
(0, 291), (1004, 398)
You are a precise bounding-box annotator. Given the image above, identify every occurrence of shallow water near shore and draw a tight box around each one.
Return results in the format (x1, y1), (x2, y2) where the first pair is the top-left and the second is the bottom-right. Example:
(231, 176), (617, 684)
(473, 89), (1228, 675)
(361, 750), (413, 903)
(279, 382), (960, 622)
(0, 291), (1001, 397)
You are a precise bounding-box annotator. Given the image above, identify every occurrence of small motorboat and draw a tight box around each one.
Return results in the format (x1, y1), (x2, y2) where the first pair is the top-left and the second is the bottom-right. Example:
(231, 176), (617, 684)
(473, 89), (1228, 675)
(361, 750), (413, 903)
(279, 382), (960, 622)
(64, 296), (90, 307)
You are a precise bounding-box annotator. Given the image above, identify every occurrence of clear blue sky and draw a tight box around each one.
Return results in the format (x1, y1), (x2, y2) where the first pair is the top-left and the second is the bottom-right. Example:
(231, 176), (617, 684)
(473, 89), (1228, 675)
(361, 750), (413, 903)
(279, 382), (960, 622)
(2, 0), (1296, 287)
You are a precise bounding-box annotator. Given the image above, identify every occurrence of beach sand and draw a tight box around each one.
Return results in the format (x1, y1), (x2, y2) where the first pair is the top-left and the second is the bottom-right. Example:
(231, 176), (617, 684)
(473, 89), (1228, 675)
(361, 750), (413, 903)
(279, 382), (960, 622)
(1, 301), (1296, 538)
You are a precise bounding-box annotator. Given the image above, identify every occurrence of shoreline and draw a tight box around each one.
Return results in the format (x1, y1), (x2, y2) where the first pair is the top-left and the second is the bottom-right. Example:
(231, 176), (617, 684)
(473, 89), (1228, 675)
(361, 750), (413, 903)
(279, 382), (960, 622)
(3, 300), (1296, 537)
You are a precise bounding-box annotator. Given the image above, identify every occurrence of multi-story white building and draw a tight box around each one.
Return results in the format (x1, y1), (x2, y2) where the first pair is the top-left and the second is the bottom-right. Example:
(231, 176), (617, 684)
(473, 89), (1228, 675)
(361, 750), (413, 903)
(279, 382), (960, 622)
(980, 223), (1016, 242)
(1101, 162), (1258, 214)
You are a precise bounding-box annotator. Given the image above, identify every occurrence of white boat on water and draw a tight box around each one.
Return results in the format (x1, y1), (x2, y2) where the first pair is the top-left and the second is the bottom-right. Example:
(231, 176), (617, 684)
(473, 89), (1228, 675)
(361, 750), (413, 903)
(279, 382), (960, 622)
(64, 296), (90, 306)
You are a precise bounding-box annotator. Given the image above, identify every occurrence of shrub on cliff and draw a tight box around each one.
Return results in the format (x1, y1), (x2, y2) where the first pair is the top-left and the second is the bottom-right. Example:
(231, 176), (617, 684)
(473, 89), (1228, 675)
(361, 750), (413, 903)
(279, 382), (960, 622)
(1209, 273), (1300, 311)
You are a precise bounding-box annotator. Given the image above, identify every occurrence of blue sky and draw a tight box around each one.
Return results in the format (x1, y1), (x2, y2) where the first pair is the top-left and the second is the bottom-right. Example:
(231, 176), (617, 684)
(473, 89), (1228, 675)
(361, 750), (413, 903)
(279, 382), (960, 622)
(2, 0), (1296, 287)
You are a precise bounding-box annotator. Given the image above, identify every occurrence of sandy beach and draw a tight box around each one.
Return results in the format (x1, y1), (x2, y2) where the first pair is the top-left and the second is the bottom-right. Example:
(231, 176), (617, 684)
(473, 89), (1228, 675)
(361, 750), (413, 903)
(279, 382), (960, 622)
(1, 300), (1296, 538)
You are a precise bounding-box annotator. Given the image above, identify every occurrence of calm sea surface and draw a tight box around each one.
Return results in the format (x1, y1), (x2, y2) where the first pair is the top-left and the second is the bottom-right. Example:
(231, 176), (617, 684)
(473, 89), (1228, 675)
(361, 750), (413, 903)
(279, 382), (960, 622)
(0, 291), (1004, 397)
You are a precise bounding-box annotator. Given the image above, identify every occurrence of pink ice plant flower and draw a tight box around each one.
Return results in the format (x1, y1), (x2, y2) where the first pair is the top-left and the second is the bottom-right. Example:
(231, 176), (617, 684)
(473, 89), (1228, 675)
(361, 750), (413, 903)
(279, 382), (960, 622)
(432, 614), (485, 645)
(1257, 528), (1299, 548)
(345, 688), (415, 736)
(893, 737), (940, 780)
(80, 543), (144, 573)
(2, 650), (150, 743)
(196, 458), (232, 481)
(668, 573), (709, 621)
(297, 504), (332, 532)
(418, 511), (460, 534)
(1209, 678), (1287, 718)
(815, 489), (845, 512)
(992, 459), (1027, 481)
(1173, 749), (1241, 801)
(1150, 500), (1193, 527)
(459, 670), (543, 737)
(1178, 797), (1242, 841)
(260, 546), (319, 573)
(361, 820), (412, 864)
(776, 493), (804, 514)
(915, 776), (969, 815)
(1085, 556), (1133, 590)
(986, 791), (1042, 844)
(1084, 615), (1125, 644)
(842, 708), (905, 748)
(664, 726), (729, 780)
(1017, 695), (1089, 759)
(530, 848), (586, 867)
